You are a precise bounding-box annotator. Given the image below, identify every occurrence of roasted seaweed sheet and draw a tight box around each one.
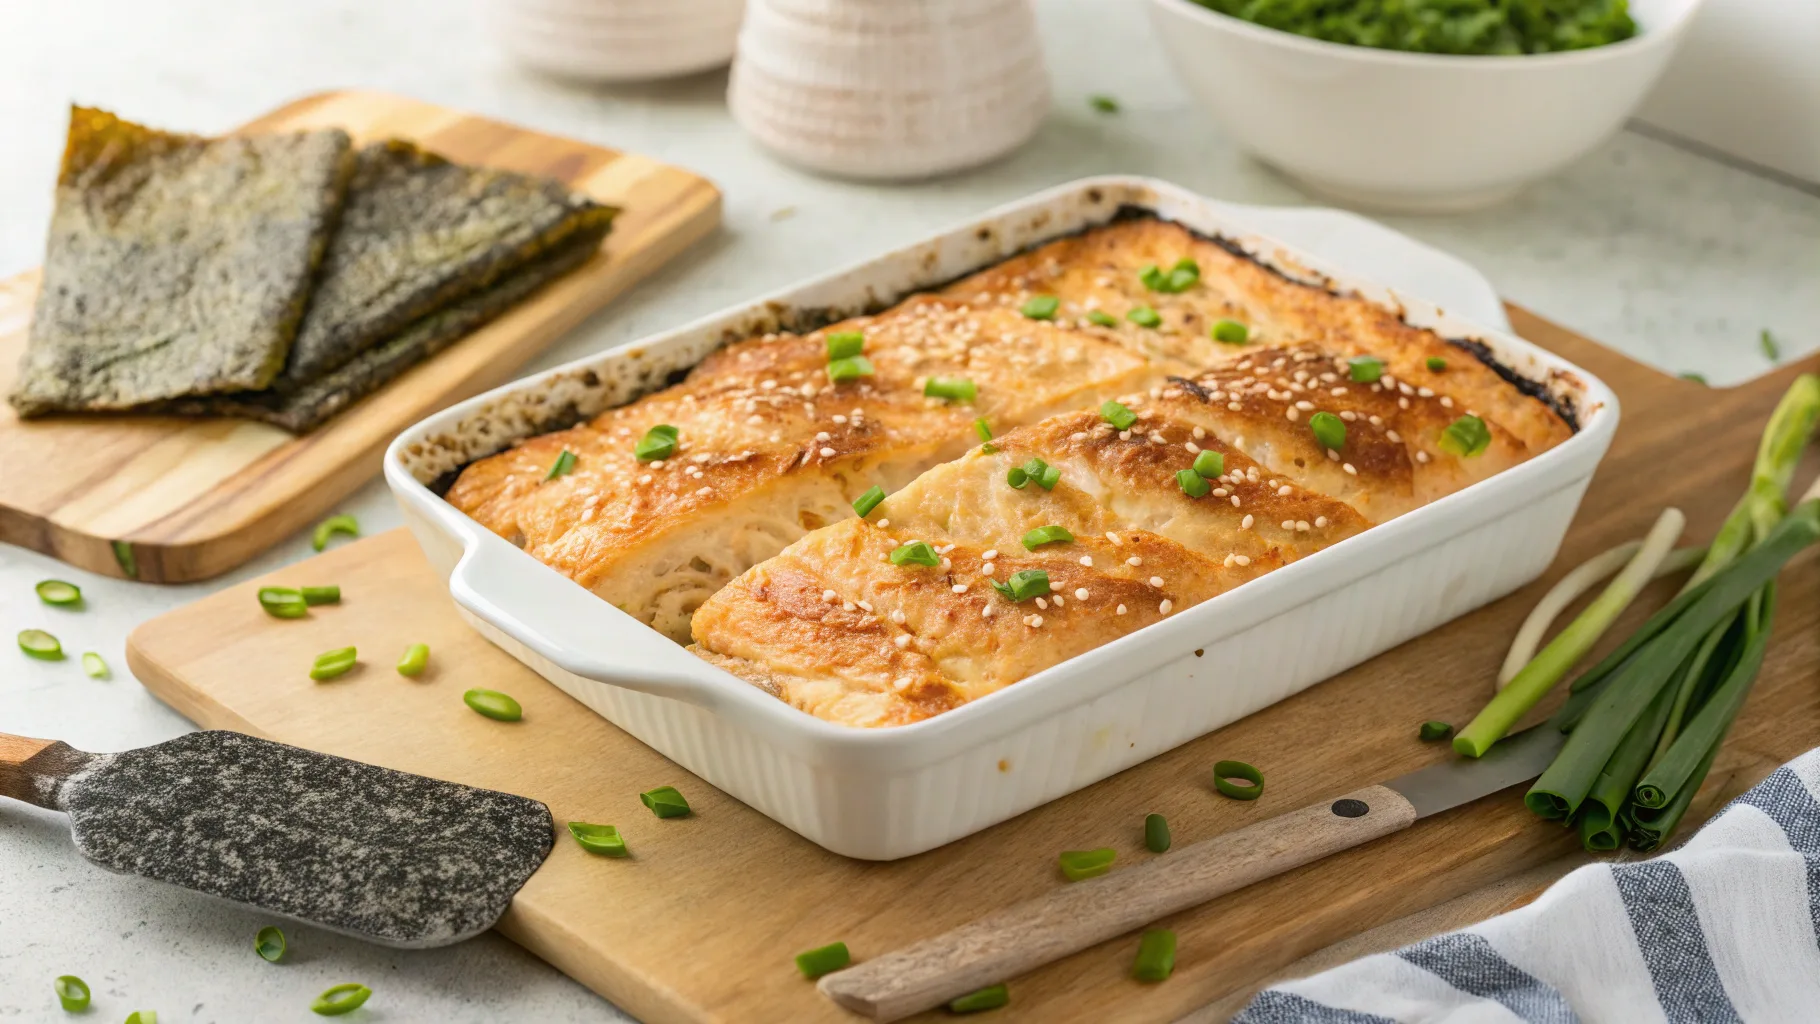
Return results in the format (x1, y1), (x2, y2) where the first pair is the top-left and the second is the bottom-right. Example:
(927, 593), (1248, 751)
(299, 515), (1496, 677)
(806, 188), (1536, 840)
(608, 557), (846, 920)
(278, 139), (616, 385)
(10, 107), (354, 416)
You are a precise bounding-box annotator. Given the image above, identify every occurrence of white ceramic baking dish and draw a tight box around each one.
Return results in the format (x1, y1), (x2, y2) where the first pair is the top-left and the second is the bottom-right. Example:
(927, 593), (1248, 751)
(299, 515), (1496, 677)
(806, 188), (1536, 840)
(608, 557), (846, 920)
(385, 177), (1619, 860)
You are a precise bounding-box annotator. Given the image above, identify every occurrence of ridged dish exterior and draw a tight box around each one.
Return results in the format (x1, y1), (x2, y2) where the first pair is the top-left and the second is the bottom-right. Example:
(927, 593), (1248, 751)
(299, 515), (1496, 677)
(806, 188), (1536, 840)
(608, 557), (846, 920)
(728, 0), (1051, 179)
(386, 177), (1618, 860)
(485, 0), (746, 82)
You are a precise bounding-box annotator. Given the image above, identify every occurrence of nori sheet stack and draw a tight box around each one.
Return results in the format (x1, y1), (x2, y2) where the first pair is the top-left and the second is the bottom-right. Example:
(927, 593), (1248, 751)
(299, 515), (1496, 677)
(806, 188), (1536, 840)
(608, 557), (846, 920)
(10, 108), (355, 416)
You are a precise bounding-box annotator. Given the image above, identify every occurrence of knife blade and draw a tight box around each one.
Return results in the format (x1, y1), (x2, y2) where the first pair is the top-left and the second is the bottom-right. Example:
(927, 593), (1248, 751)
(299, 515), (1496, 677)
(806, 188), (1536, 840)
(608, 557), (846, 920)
(1386, 723), (1566, 817)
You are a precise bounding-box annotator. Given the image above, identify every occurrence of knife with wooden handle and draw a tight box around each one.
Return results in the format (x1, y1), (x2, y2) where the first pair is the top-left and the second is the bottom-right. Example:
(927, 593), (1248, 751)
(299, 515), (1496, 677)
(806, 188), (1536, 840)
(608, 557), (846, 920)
(818, 725), (1565, 1021)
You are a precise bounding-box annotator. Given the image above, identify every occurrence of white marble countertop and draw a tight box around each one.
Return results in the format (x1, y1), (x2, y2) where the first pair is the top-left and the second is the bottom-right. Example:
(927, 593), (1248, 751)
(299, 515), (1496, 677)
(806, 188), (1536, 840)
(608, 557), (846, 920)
(0, 0), (1813, 1021)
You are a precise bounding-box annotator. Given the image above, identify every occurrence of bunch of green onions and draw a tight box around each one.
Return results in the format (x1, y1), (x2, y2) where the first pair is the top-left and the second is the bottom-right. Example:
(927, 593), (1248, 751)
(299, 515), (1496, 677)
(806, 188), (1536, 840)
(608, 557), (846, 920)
(1455, 374), (1820, 851)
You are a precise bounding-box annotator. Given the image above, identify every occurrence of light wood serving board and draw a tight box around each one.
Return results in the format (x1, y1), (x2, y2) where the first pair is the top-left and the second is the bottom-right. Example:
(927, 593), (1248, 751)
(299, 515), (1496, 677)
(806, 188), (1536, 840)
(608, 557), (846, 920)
(126, 308), (1820, 1023)
(0, 90), (720, 584)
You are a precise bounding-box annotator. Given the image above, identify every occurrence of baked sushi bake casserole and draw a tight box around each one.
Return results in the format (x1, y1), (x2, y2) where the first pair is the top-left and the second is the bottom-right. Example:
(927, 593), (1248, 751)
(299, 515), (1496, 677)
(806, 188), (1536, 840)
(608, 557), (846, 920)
(446, 215), (1574, 726)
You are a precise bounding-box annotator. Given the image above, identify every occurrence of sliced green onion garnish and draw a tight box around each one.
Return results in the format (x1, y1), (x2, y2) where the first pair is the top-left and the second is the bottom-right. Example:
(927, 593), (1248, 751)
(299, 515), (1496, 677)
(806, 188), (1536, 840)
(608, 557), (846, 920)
(1165, 257), (1200, 292)
(309, 983), (372, 1016)
(1138, 264), (1164, 290)
(991, 569), (1051, 603)
(1090, 94), (1119, 113)
(889, 541), (940, 567)
(634, 424), (679, 461)
(125, 1011), (155, 1024)
(1100, 400), (1137, 430)
(545, 449), (578, 480)
(259, 587), (309, 619)
(35, 580), (81, 606)
(396, 643), (430, 677)
(1213, 759), (1264, 800)
(300, 585), (340, 606)
(255, 925), (287, 963)
(1127, 306), (1161, 328)
(1058, 847), (1116, 882)
(1086, 309), (1119, 328)
(1131, 928), (1177, 982)
(53, 975), (90, 1011)
(112, 540), (138, 579)
(853, 486), (886, 518)
(1192, 450), (1224, 478)
(309, 647), (358, 681)
(1144, 813), (1170, 853)
(1177, 469), (1209, 497)
(1439, 414), (1492, 458)
(81, 652), (109, 679)
(1419, 720), (1453, 742)
(567, 822), (629, 857)
(1348, 356), (1384, 383)
(1022, 525), (1074, 550)
(1309, 411), (1346, 451)
(1761, 328), (1780, 362)
(641, 785), (692, 818)
(948, 984), (1010, 1013)
(18, 629), (62, 660)
(924, 377), (978, 403)
(974, 418), (994, 444)
(825, 330), (865, 360)
(312, 514), (359, 552)
(1680, 371), (1709, 385)
(794, 941), (850, 979)
(1012, 457), (1059, 491)
(464, 688), (522, 721)
(1006, 466), (1030, 489)
(1020, 295), (1060, 320)
(827, 355), (875, 383)
(1426, 356), (1447, 372)
(1211, 319), (1248, 344)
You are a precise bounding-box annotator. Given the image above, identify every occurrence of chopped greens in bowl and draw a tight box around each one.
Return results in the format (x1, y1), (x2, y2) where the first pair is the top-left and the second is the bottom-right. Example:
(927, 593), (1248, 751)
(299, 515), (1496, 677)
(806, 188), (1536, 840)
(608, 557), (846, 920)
(1188, 0), (1638, 55)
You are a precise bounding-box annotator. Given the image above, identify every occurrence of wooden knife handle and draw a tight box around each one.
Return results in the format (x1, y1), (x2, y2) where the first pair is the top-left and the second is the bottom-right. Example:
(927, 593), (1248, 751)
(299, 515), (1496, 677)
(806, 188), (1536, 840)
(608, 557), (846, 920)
(818, 784), (1418, 1022)
(0, 732), (97, 810)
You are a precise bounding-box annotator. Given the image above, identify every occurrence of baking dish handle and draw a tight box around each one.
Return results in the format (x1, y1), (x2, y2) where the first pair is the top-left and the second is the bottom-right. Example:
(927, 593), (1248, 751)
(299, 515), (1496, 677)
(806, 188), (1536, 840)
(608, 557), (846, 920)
(448, 540), (725, 709)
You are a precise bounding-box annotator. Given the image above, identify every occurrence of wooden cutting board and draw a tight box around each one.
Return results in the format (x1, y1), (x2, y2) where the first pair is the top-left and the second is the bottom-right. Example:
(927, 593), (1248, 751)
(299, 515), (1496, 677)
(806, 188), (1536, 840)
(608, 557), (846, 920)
(125, 307), (1820, 1023)
(0, 90), (719, 584)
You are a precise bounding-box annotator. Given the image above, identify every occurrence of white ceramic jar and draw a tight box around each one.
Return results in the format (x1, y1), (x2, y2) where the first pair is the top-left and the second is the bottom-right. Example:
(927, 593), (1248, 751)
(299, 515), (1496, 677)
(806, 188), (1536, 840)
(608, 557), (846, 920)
(485, 0), (747, 83)
(728, 0), (1052, 180)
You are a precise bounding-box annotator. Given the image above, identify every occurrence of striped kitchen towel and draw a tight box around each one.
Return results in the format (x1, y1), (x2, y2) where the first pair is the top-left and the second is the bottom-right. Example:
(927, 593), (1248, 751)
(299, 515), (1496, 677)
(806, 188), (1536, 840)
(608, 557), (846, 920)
(1235, 748), (1820, 1023)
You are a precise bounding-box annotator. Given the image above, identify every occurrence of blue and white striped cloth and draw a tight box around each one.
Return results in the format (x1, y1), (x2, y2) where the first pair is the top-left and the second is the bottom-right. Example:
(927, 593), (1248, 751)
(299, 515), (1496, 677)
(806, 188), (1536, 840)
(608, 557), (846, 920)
(1236, 749), (1820, 1023)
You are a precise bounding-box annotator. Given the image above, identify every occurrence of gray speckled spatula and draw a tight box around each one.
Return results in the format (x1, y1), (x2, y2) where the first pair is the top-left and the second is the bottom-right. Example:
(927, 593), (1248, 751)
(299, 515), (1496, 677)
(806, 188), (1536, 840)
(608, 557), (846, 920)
(0, 729), (553, 948)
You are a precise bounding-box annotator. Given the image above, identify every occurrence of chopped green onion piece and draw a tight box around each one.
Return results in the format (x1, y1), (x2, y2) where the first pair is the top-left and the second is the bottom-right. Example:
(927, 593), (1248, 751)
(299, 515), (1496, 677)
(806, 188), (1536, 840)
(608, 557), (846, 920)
(53, 975), (90, 1012)
(464, 688), (522, 721)
(1439, 414), (1492, 458)
(1166, 258), (1200, 292)
(1192, 450), (1224, 478)
(1309, 411), (1346, 451)
(1127, 306), (1161, 328)
(1761, 328), (1780, 362)
(125, 1012), (155, 1024)
(825, 330), (865, 359)
(1138, 264), (1164, 290)
(567, 822), (629, 857)
(258, 587), (309, 619)
(1213, 759), (1264, 800)
(1086, 309), (1119, 328)
(635, 424), (680, 461)
(890, 541), (941, 567)
(396, 643), (430, 677)
(948, 984), (1010, 1013)
(309, 983), (372, 1016)
(1100, 400), (1137, 430)
(1144, 812), (1171, 853)
(1348, 356), (1384, 383)
(1132, 928), (1177, 982)
(1419, 720), (1454, 742)
(1089, 94), (1119, 113)
(81, 652), (109, 679)
(18, 629), (62, 660)
(1058, 847), (1116, 882)
(853, 485), (886, 518)
(300, 585), (340, 606)
(1038, 464), (1061, 490)
(1177, 469), (1210, 497)
(35, 580), (81, 606)
(924, 376), (978, 403)
(1022, 525), (1074, 550)
(1426, 356), (1447, 372)
(312, 514), (359, 552)
(545, 449), (578, 480)
(1006, 466), (1030, 489)
(1014, 457), (1060, 491)
(794, 941), (851, 979)
(1680, 372), (1709, 385)
(990, 569), (1051, 603)
(827, 355), (875, 382)
(1211, 319), (1248, 344)
(309, 647), (358, 681)
(112, 540), (138, 579)
(974, 418), (993, 444)
(255, 925), (287, 963)
(641, 785), (692, 818)
(1020, 295), (1060, 320)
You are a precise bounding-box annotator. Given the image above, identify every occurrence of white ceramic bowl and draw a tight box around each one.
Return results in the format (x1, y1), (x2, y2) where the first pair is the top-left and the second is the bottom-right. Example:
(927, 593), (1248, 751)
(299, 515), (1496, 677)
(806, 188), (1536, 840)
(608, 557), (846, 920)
(485, 0), (745, 83)
(1146, 0), (1705, 212)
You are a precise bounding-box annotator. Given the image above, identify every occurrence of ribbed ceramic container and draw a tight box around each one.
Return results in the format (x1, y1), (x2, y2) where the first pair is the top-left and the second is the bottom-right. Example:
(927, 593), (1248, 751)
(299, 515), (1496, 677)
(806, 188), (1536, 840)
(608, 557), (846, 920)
(485, 0), (746, 82)
(728, 0), (1051, 179)
(386, 177), (1619, 861)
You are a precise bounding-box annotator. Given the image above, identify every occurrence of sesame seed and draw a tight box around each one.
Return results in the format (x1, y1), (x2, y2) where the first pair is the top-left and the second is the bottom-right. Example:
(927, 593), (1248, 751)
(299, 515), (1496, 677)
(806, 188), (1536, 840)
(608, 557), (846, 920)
(696, 486), (712, 495)
(1228, 402), (1242, 412)
(982, 605), (994, 618)
(1417, 450), (1431, 463)
(1115, 604), (1128, 615)
(1192, 427), (1206, 439)
(1234, 555), (1251, 566)
(1149, 431), (1167, 444)
(816, 431), (831, 442)
(843, 601), (856, 611)
(1282, 519), (1295, 530)
(1369, 415), (1383, 426)
(1296, 521), (1310, 532)
(982, 562), (996, 576)
(1186, 441), (1200, 454)
(1119, 429), (1132, 441)
(1148, 576), (1164, 588)
(951, 583), (969, 594)
(746, 414), (763, 425)
(894, 635), (911, 648)
(819, 447), (837, 458)
(1340, 410), (1357, 422)
(761, 379), (777, 389)
(1075, 588), (1089, 600)
(891, 609), (906, 624)
(1315, 516), (1328, 527)
(877, 519), (889, 528)
(638, 474), (652, 484)
(1399, 397), (1410, 410)
(1159, 600), (1173, 614)
(652, 460), (666, 470)
(1418, 387), (1434, 398)
(857, 600), (874, 612)
(1285, 407), (1300, 422)
(1223, 553), (1235, 567)
(982, 549), (999, 560)
(1106, 532), (1122, 545)
(1440, 396), (1454, 409)
(1241, 514), (1254, 529)
(822, 590), (838, 602)
(1212, 487), (1229, 497)
(833, 414), (847, 424)
(1326, 449), (1339, 461)
(1127, 556), (1142, 567)
(1387, 430), (1402, 443)
(1079, 555), (1093, 567)
(940, 558), (952, 570)
(936, 543), (955, 555)
(1053, 595), (1065, 608)
(1331, 387), (1347, 396)
(1343, 463), (1358, 475)
(1231, 495), (1241, 507)
(1027, 615), (1045, 628)
(1035, 597), (1048, 610)
(1295, 400), (1315, 411)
